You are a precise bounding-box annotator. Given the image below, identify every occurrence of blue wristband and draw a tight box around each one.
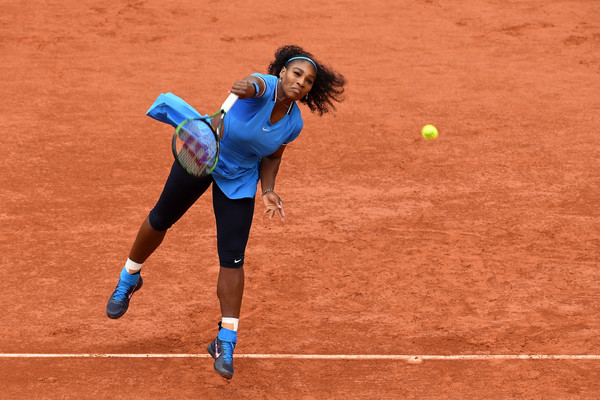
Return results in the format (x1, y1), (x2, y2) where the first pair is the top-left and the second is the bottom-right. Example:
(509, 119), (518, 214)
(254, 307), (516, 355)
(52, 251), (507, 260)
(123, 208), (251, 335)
(251, 81), (259, 97)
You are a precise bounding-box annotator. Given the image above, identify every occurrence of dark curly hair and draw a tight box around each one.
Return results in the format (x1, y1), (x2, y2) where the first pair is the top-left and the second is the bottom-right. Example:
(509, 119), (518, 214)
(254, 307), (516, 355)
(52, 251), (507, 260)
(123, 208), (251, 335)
(267, 45), (345, 115)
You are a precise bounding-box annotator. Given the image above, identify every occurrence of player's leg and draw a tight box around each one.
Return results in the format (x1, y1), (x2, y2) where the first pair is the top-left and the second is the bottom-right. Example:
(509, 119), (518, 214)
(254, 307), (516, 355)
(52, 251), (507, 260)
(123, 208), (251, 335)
(207, 182), (255, 379)
(217, 267), (244, 321)
(106, 162), (213, 319)
(127, 217), (166, 267)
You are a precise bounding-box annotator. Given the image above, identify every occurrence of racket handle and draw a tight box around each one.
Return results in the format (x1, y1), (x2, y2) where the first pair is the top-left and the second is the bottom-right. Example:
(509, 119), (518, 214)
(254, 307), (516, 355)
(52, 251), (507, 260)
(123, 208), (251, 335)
(221, 93), (239, 114)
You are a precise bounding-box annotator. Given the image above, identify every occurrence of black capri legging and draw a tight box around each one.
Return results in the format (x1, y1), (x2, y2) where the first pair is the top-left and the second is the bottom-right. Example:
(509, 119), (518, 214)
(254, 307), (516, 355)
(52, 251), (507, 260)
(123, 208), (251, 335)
(148, 162), (255, 268)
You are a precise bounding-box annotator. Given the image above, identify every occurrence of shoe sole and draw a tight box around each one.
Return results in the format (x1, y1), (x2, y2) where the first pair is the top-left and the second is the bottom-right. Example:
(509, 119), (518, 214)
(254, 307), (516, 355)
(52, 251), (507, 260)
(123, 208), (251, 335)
(106, 277), (143, 319)
(217, 370), (232, 380)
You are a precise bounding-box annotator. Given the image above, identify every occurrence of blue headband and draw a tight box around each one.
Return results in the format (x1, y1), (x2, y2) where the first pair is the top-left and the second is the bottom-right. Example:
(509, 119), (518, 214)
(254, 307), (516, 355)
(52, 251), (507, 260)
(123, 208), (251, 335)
(285, 56), (318, 72)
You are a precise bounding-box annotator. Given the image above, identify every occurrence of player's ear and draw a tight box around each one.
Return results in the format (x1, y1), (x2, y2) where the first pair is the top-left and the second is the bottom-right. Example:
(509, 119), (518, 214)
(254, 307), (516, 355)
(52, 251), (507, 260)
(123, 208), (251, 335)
(279, 67), (286, 78)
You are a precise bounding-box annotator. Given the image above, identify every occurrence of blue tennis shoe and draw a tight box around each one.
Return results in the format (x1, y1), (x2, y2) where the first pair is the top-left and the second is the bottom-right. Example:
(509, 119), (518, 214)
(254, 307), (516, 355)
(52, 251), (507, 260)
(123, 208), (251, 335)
(207, 324), (237, 379)
(106, 269), (143, 319)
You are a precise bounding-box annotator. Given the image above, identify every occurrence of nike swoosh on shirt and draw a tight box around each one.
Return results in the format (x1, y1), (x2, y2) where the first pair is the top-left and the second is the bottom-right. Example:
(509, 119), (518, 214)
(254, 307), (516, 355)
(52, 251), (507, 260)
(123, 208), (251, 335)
(262, 126), (272, 132)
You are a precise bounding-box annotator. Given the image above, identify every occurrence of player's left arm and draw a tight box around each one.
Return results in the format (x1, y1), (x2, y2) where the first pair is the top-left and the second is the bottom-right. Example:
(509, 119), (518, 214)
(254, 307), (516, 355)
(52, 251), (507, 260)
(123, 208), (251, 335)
(260, 145), (286, 222)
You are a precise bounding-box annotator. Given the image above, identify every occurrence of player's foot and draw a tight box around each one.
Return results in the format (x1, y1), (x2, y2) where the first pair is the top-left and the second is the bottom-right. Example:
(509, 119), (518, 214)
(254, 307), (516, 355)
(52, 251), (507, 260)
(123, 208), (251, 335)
(207, 324), (237, 379)
(106, 270), (143, 319)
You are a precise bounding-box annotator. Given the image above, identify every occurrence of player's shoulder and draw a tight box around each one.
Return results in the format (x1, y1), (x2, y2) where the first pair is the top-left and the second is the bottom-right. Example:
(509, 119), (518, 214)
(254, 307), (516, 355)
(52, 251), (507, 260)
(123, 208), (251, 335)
(251, 73), (276, 83)
(251, 73), (277, 96)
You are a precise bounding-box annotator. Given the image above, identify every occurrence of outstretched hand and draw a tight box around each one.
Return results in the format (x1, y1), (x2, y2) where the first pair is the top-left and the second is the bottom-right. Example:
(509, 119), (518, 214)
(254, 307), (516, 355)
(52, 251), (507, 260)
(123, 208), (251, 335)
(262, 191), (285, 222)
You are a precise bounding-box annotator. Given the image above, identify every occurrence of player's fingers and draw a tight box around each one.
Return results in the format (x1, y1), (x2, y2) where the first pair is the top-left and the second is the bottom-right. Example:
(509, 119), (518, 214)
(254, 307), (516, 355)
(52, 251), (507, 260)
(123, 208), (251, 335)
(265, 208), (274, 219)
(277, 202), (286, 219)
(229, 83), (247, 97)
(231, 80), (254, 98)
(276, 208), (285, 222)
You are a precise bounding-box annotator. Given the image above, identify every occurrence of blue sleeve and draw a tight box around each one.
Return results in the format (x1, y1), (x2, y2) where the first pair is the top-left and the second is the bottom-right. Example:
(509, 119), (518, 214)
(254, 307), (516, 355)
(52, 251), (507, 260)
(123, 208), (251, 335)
(251, 73), (277, 100)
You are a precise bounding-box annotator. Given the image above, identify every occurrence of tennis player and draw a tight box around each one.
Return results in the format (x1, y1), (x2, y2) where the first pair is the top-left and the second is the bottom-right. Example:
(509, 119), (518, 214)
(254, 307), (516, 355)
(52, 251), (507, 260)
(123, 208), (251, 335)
(106, 45), (345, 379)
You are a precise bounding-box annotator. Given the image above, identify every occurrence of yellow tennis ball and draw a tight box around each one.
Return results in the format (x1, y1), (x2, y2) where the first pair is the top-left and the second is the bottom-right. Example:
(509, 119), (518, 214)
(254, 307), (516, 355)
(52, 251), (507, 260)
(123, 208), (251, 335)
(422, 124), (438, 140)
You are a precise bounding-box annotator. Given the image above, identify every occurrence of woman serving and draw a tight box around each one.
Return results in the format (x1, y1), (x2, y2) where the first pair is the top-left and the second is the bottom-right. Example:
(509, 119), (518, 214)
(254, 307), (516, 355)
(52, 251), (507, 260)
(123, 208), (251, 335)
(106, 45), (345, 379)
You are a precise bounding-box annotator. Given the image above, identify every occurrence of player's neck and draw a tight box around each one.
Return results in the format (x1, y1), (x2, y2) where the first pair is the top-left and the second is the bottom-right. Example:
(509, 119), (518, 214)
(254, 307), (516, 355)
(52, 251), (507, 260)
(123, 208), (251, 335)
(275, 83), (293, 111)
(277, 95), (292, 109)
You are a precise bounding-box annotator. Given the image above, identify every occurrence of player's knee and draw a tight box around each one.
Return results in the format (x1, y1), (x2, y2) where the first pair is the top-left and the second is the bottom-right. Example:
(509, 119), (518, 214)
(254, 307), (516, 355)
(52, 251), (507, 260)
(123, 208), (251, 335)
(148, 209), (174, 231)
(219, 251), (245, 269)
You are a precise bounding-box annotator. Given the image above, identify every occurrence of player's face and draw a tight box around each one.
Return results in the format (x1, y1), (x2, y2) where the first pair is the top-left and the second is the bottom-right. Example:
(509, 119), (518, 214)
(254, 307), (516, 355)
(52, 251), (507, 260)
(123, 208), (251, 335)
(279, 61), (316, 100)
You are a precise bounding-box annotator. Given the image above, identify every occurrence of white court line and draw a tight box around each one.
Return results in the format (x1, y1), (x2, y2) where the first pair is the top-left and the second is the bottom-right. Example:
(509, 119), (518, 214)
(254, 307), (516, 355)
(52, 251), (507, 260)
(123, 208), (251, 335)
(0, 354), (599, 360)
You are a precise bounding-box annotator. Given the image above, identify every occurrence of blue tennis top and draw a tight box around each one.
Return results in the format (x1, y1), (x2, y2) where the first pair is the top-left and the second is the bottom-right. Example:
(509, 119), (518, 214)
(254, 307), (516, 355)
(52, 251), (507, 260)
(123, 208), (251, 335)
(212, 73), (303, 199)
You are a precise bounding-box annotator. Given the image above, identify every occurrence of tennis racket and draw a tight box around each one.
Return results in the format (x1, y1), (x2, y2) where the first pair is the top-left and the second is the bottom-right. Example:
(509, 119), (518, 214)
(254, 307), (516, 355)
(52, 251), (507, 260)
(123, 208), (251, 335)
(172, 93), (238, 177)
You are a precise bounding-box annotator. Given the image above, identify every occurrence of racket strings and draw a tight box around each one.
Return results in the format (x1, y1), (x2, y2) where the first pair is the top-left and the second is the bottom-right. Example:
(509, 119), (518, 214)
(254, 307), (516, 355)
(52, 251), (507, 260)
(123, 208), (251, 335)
(175, 120), (218, 176)
(179, 139), (207, 175)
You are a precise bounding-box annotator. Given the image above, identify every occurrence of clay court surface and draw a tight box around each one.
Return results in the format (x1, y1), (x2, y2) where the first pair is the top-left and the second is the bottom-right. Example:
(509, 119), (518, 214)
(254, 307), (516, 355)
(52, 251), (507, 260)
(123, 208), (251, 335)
(1, 0), (600, 398)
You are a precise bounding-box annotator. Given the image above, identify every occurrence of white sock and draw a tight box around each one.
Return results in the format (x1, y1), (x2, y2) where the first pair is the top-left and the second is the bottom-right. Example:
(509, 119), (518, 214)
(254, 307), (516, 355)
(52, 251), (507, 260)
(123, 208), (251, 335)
(125, 258), (143, 274)
(221, 317), (239, 331)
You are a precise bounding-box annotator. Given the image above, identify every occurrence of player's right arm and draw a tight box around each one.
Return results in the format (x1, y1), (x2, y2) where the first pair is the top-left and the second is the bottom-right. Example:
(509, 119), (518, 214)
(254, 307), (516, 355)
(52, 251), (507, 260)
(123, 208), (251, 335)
(212, 76), (265, 134)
